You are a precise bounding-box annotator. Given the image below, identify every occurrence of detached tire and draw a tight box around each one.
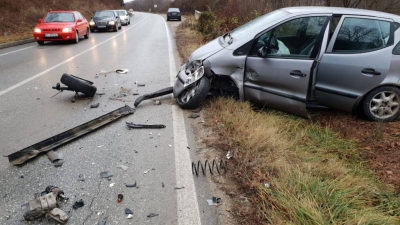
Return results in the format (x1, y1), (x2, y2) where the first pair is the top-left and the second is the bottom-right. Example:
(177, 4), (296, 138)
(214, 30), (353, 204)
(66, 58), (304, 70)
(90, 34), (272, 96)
(176, 77), (210, 109)
(363, 86), (400, 122)
(60, 73), (97, 97)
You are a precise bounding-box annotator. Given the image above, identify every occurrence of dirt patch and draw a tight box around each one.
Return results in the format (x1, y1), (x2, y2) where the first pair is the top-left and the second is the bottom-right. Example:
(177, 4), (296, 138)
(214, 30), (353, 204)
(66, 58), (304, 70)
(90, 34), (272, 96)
(312, 110), (400, 192)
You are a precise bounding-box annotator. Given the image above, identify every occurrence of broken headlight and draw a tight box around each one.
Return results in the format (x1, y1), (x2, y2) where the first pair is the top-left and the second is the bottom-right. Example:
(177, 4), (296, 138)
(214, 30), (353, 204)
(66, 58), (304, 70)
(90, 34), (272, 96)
(184, 66), (205, 87)
(185, 60), (202, 74)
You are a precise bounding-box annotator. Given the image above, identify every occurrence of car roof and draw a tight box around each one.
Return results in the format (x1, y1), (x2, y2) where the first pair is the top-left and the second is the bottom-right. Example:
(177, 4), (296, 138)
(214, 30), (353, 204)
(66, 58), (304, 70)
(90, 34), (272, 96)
(282, 6), (400, 21)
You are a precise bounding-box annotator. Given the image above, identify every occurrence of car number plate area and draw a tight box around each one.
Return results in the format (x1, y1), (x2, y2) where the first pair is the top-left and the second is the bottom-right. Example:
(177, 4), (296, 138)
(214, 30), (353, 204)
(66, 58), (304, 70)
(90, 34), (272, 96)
(97, 26), (106, 28)
(44, 33), (58, 37)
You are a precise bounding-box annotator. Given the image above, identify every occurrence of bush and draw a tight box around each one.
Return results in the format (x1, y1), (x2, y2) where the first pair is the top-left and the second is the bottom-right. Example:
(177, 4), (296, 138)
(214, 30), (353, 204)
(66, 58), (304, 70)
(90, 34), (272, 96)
(197, 8), (221, 40)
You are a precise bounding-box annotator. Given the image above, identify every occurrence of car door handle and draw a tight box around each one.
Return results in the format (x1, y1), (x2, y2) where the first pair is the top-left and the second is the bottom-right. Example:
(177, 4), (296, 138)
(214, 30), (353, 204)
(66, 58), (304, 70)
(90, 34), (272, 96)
(362, 68), (381, 75)
(290, 70), (306, 77)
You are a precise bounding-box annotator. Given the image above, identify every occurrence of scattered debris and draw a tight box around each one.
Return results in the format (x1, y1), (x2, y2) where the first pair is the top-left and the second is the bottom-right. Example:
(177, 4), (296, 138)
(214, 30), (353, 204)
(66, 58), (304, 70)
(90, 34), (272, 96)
(77, 174), (85, 181)
(125, 181), (137, 188)
(132, 91), (139, 95)
(8, 105), (134, 165)
(137, 83), (145, 87)
(125, 208), (133, 214)
(98, 145), (104, 148)
(98, 217), (108, 225)
(127, 214), (134, 219)
(96, 93), (105, 96)
(90, 103), (100, 108)
(22, 186), (67, 222)
(116, 164), (128, 170)
(134, 87), (173, 107)
(147, 213), (159, 218)
(100, 172), (114, 178)
(168, 144), (172, 147)
(126, 122), (166, 129)
(46, 150), (64, 167)
(117, 194), (123, 203)
(52, 73), (97, 97)
(174, 186), (185, 189)
(188, 113), (200, 119)
(72, 199), (84, 209)
(116, 69), (129, 74)
(240, 196), (249, 203)
(154, 100), (161, 105)
(192, 159), (228, 176)
(53, 160), (65, 167)
(264, 182), (270, 188)
(162, 182), (165, 188)
(144, 169), (150, 174)
(207, 197), (221, 206)
(226, 151), (232, 159)
(71, 98), (75, 103)
(46, 208), (69, 223)
(109, 183), (115, 187)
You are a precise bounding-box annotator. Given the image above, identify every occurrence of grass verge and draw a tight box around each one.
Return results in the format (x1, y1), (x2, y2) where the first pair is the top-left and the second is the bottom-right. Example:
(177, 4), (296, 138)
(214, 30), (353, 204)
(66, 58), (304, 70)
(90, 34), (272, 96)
(202, 98), (400, 224)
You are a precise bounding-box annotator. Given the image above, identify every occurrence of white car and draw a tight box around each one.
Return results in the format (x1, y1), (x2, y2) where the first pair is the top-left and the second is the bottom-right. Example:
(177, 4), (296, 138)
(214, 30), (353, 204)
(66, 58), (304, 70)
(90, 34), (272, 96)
(116, 10), (130, 25)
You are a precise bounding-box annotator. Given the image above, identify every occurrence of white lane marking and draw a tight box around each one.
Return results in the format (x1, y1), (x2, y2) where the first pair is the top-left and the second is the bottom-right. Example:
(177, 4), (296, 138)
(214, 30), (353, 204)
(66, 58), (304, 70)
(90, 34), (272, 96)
(0, 16), (147, 97)
(0, 45), (36, 57)
(164, 18), (202, 225)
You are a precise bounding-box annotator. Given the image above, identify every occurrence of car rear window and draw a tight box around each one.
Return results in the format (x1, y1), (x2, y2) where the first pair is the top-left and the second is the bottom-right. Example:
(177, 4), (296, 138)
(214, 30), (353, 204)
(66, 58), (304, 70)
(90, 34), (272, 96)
(44, 13), (75, 22)
(168, 8), (180, 12)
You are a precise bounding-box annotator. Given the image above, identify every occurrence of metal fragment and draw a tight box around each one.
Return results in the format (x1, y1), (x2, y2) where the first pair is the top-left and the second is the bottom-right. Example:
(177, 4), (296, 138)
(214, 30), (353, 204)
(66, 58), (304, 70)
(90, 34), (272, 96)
(126, 122), (166, 129)
(134, 87), (173, 107)
(100, 172), (114, 178)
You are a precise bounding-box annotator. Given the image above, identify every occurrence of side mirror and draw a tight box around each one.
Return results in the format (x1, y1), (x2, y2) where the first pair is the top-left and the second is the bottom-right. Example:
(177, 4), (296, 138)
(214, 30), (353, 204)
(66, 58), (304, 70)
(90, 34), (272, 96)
(76, 19), (82, 23)
(257, 46), (270, 58)
(38, 19), (43, 23)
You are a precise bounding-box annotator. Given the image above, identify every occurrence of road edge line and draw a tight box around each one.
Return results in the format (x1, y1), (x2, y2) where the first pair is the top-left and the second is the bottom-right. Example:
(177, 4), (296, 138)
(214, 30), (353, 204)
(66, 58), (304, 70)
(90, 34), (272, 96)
(163, 17), (202, 225)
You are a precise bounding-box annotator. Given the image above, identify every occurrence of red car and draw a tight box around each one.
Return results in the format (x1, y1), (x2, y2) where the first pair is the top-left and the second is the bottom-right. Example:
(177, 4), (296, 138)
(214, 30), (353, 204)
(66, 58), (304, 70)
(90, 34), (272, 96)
(33, 11), (89, 45)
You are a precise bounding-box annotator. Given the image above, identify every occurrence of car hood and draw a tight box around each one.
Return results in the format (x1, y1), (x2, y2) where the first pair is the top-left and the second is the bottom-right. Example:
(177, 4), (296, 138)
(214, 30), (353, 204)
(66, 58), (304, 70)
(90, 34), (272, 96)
(93, 17), (115, 22)
(36, 22), (76, 28)
(189, 37), (224, 61)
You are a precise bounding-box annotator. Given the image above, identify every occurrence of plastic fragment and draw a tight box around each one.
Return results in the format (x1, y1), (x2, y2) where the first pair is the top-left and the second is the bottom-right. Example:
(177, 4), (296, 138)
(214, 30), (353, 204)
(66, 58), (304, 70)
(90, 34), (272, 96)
(144, 169), (150, 174)
(109, 183), (115, 187)
(90, 103), (100, 108)
(147, 213), (159, 218)
(264, 182), (270, 188)
(53, 159), (65, 167)
(116, 164), (128, 170)
(116, 69), (129, 74)
(207, 197), (221, 206)
(73, 199), (84, 209)
(127, 214), (133, 219)
(100, 172), (114, 178)
(125, 181), (137, 188)
(125, 208), (133, 214)
(117, 194), (123, 203)
(226, 151), (232, 159)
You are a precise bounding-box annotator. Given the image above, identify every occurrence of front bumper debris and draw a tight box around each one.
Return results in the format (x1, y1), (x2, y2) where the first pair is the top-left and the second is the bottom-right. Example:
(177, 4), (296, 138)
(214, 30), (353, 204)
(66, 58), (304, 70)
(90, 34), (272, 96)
(7, 105), (134, 165)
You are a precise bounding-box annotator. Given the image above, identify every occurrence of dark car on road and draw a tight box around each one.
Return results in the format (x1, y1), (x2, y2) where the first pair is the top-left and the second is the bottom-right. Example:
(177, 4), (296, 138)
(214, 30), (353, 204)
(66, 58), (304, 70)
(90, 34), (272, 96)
(89, 10), (121, 32)
(167, 8), (181, 21)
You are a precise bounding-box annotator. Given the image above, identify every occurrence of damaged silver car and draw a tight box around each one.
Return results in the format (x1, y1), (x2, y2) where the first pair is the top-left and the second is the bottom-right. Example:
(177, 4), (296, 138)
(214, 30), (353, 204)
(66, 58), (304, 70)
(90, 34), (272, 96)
(173, 6), (400, 121)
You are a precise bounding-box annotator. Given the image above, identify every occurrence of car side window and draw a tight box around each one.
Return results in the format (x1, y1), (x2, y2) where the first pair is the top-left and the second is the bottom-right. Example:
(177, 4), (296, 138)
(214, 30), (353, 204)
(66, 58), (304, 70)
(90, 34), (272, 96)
(332, 18), (391, 52)
(250, 16), (328, 58)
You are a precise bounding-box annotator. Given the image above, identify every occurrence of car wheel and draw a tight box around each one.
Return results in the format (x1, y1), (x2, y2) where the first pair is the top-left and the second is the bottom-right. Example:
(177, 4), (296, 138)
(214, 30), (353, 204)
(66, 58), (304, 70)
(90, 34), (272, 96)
(363, 86), (400, 122)
(74, 31), (79, 43)
(60, 73), (97, 97)
(114, 25), (118, 32)
(176, 77), (210, 109)
(128, 20), (130, 25)
(90, 28), (94, 32)
(37, 41), (44, 45)
(84, 28), (89, 39)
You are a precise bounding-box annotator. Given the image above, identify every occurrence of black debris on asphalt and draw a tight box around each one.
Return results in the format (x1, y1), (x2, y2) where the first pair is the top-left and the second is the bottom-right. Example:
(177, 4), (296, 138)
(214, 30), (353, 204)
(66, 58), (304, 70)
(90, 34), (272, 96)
(90, 103), (100, 108)
(147, 213), (159, 218)
(100, 172), (114, 178)
(125, 208), (133, 214)
(72, 199), (84, 209)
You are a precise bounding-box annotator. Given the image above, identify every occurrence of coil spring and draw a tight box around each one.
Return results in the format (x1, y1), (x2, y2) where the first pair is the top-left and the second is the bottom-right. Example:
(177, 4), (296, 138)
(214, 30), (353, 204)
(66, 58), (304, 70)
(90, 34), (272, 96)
(192, 159), (228, 176)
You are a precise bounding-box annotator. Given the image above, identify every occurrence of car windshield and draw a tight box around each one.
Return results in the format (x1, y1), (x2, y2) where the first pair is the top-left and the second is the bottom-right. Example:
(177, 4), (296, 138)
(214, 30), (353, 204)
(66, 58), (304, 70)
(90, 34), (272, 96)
(117, 11), (127, 16)
(95, 11), (114, 18)
(43, 13), (75, 22)
(229, 10), (289, 41)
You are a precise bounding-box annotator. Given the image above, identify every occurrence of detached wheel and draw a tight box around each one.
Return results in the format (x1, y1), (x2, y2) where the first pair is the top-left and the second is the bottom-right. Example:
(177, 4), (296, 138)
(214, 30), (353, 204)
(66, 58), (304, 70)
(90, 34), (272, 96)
(176, 77), (210, 109)
(363, 86), (400, 122)
(74, 31), (79, 43)
(84, 28), (89, 39)
(60, 73), (97, 97)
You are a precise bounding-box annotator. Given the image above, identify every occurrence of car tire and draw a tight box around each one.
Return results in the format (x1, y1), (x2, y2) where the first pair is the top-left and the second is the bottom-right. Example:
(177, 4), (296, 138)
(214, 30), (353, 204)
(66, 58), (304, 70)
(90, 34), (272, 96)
(114, 25), (118, 32)
(90, 28), (94, 32)
(176, 77), (210, 109)
(128, 20), (130, 25)
(84, 28), (89, 39)
(167, 18), (169, 21)
(37, 41), (44, 45)
(60, 73), (97, 97)
(74, 31), (79, 44)
(119, 23), (121, 29)
(363, 86), (400, 122)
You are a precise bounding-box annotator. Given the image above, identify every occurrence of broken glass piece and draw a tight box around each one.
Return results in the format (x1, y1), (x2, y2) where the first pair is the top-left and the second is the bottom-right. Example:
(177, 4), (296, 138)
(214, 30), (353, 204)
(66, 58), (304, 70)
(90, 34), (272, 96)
(226, 151), (232, 159)
(116, 165), (128, 170)
(144, 169), (150, 174)
(109, 183), (115, 187)
(100, 172), (114, 178)
(127, 214), (133, 219)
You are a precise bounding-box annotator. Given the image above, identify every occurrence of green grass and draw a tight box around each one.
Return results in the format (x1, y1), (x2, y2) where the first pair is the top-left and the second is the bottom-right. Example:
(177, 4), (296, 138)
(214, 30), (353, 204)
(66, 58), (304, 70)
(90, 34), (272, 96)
(204, 98), (400, 225)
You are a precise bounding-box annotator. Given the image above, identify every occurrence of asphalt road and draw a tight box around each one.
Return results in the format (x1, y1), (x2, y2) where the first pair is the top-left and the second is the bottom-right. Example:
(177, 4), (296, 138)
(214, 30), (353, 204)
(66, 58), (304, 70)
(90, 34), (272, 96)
(0, 12), (218, 225)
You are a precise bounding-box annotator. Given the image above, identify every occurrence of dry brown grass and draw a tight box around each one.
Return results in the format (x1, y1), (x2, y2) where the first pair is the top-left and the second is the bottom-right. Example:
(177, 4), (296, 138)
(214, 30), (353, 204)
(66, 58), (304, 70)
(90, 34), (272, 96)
(201, 98), (400, 224)
(175, 16), (205, 61)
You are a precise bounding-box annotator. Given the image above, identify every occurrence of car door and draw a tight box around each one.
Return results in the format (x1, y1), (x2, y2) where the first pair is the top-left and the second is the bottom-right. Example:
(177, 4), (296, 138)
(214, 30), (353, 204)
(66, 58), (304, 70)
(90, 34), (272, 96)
(244, 15), (329, 117)
(74, 12), (84, 34)
(315, 16), (394, 111)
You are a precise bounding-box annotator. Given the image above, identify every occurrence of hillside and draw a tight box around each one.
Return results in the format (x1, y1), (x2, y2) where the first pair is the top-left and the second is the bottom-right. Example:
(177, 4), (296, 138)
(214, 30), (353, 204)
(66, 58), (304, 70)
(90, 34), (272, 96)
(0, 0), (123, 43)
